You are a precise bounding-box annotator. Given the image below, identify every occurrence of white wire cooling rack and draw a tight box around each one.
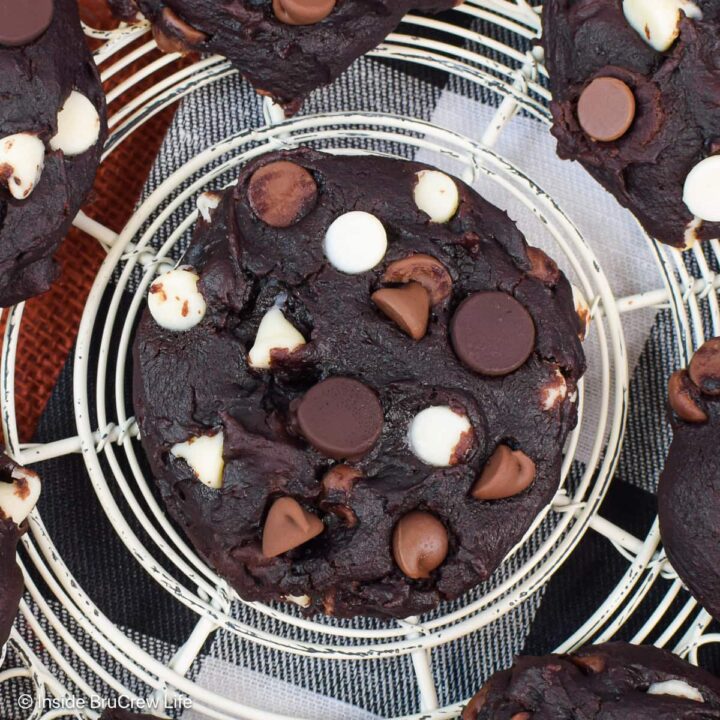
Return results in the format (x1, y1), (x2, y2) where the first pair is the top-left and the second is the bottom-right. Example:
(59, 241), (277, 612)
(1, 1), (719, 718)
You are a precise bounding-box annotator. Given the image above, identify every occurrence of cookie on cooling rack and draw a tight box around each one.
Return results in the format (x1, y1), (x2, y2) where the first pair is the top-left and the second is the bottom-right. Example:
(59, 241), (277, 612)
(659, 337), (720, 621)
(462, 641), (720, 718)
(132, 146), (586, 619)
(108, 0), (458, 112)
(0, 451), (41, 648)
(542, 0), (720, 248)
(100, 709), (156, 719)
(0, 0), (107, 307)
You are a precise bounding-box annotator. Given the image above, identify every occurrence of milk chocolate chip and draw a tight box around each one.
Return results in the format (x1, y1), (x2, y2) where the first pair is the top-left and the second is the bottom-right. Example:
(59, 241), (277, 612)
(152, 7), (207, 55)
(451, 292), (536, 376)
(262, 497), (324, 557)
(392, 511), (449, 579)
(382, 254), (452, 305)
(668, 370), (707, 423)
(273, 0), (336, 25)
(371, 282), (430, 340)
(688, 338), (720, 396)
(295, 377), (383, 460)
(320, 465), (361, 527)
(471, 445), (536, 500)
(248, 160), (318, 228)
(526, 247), (560, 286)
(0, 0), (53, 47)
(577, 77), (636, 143)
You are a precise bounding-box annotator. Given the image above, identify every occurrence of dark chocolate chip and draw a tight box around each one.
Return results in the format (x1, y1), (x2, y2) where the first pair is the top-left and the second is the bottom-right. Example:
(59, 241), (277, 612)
(371, 282), (430, 340)
(295, 377), (383, 460)
(471, 445), (536, 500)
(577, 77), (636, 143)
(272, 0), (336, 25)
(451, 292), (536, 376)
(689, 337), (720, 396)
(262, 496), (324, 557)
(0, 0), (53, 47)
(392, 511), (448, 579)
(152, 7), (207, 54)
(382, 254), (452, 305)
(668, 370), (708, 423)
(247, 160), (318, 228)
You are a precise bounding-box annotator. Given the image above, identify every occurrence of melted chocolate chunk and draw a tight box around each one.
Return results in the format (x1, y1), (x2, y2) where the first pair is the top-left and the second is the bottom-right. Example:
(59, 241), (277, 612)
(450, 292), (536, 376)
(463, 642), (720, 719)
(108, 0), (457, 111)
(132, 147), (585, 618)
(542, 0), (720, 246)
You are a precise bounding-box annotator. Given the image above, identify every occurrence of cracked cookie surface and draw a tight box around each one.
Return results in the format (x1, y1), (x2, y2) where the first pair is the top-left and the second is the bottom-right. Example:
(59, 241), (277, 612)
(0, 0), (107, 306)
(463, 642), (720, 719)
(108, 0), (457, 111)
(132, 147), (585, 618)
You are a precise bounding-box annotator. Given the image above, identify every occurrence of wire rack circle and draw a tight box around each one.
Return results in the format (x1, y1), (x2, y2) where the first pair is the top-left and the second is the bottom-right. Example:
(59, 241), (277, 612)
(1, 2), (719, 719)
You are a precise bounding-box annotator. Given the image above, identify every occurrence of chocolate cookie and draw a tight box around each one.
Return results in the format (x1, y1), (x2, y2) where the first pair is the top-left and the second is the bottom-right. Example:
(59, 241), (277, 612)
(107, 0), (457, 112)
(659, 337), (720, 621)
(132, 147), (586, 618)
(542, 0), (720, 248)
(0, 0), (107, 306)
(463, 642), (720, 719)
(0, 452), (41, 648)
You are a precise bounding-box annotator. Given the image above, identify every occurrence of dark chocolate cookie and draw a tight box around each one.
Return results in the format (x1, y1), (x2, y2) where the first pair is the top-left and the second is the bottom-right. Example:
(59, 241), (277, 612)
(0, 451), (41, 648)
(542, 0), (720, 248)
(0, 0), (107, 306)
(463, 642), (720, 719)
(100, 710), (157, 720)
(659, 337), (720, 621)
(132, 147), (586, 618)
(108, 0), (457, 112)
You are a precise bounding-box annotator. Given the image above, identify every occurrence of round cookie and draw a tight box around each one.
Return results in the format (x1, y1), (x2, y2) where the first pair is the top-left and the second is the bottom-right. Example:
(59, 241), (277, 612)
(542, 0), (720, 247)
(107, 0), (458, 112)
(463, 642), (720, 719)
(0, 451), (41, 649)
(0, 0), (107, 306)
(132, 147), (586, 618)
(659, 337), (720, 621)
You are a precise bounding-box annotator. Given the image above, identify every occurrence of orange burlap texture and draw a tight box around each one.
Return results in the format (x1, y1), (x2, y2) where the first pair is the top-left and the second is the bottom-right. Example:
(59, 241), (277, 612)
(3, 2), (190, 441)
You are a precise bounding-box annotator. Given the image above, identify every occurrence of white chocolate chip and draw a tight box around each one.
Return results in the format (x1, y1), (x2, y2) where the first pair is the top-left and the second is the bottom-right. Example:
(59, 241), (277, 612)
(572, 284), (591, 341)
(622, 0), (701, 52)
(541, 368), (568, 411)
(0, 133), (45, 200)
(171, 431), (225, 489)
(248, 306), (306, 369)
(324, 211), (387, 274)
(682, 217), (702, 250)
(148, 267), (206, 332)
(0, 466), (41, 526)
(647, 680), (704, 703)
(285, 594), (312, 608)
(414, 170), (460, 224)
(408, 406), (472, 467)
(50, 91), (101, 157)
(197, 191), (222, 223)
(683, 156), (720, 223)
